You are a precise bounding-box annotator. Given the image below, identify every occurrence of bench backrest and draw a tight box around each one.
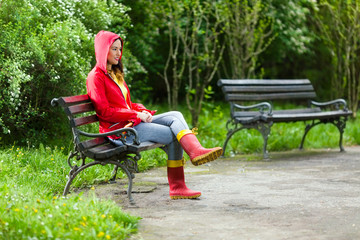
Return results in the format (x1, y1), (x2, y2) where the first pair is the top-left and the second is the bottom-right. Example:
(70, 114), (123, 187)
(217, 79), (317, 103)
(51, 94), (108, 153)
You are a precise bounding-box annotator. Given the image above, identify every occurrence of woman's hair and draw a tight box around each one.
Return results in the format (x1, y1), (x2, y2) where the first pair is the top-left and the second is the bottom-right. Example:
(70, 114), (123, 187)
(107, 38), (124, 83)
(107, 61), (124, 83)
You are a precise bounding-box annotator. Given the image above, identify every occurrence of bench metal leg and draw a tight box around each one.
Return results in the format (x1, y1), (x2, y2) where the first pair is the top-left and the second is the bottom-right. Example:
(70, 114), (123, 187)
(108, 157), (139, 204)
(63, 161), (100, 196)
(333, 117), (347, 152)
(222, 119), (237, 156)
(223, 120), (272, 160)
(256, 122), (272, 160)
(222, 126), (248, 157)
(110, 166), (119, 183)
(300, 117), (347, 152)
(300, 121), (321, 150)
(63, 157), (138, 204)
(110, 161), (135, 204)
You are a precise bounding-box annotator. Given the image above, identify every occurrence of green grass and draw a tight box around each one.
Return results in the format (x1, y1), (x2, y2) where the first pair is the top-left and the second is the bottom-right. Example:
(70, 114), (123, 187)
(0, 102), (359, 239)
(0, 189), (138, 239)
(0, 145), (139, 240)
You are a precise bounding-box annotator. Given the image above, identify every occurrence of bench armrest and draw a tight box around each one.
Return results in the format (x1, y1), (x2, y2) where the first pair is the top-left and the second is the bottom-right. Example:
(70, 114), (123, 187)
(232, 102), (273, 115)
(310, 99), (349, 111)
(77, 127), (140, 145)
(51, 98), (60, 106)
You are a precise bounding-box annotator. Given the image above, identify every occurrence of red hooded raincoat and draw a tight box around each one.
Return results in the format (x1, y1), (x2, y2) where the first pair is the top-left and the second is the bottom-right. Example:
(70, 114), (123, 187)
(86, 30), (155, 139)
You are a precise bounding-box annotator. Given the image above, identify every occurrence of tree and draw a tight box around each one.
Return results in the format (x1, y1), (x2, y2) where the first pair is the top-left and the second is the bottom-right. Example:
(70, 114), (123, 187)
(157, 1), (186, 110)
(260, 0), (318, 80)
(155, 0), (226, 126)
(116, 0), (163, 103)
(314, 0), (360, 116)
(221, 0), (274, 79)
(183, 1), (226, 126)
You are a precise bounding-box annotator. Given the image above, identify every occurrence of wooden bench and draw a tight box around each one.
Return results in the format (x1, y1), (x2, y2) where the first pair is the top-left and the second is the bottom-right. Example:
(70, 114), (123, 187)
(51, 94), (163, 203)
(217, 79), (353, 159)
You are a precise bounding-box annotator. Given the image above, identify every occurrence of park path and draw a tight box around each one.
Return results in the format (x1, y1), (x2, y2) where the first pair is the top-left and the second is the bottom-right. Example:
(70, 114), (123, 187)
(94, 147), (360, 240)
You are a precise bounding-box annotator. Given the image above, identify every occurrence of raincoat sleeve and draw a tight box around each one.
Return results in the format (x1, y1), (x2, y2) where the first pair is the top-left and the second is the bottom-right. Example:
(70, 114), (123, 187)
(123, 82), (156, 115)
(131, 103), (156, 115)
(87, 75), (140, 124)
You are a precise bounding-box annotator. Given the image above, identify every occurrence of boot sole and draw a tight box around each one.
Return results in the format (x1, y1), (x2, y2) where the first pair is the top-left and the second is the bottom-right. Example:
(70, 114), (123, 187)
(170, 194), (201, 200)
(191, 147), (223, 166)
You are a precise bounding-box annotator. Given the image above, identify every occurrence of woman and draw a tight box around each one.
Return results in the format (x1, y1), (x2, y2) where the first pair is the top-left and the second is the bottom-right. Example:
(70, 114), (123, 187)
(86, 30), (222, 199)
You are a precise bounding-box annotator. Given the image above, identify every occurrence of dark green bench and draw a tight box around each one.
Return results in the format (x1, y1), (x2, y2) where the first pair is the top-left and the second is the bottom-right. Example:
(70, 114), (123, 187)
(51, 94), (163, 203)
(217, 79), (353, 159)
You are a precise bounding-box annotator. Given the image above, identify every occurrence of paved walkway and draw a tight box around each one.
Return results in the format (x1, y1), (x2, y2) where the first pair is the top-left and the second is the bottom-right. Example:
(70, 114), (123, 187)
(94, 147), (360, 240)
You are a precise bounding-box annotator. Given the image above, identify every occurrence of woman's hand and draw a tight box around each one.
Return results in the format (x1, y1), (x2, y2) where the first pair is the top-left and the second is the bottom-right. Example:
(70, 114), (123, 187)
(137, 111), (153, 123)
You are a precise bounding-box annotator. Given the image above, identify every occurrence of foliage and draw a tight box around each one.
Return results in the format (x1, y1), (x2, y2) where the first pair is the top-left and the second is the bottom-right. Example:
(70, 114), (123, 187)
(265, 0), (316, 58)
(259, 0), (321, 85)
(152, 0), (227, 126)
(220, 0), (275, 79)
(118, 0), (164, 104)
(0, 0), (139, 145)
(312, 1), (360, 117)
(153, 0), (187, 110)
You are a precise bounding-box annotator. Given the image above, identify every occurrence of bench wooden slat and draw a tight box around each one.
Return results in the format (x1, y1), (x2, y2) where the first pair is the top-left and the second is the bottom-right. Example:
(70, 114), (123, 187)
(234, 110), (351, 123)
(268, 111), (352, 122)
(232, 108), (322, 118)
(127, 142), (164, 153)
(218, 79), (311, 86)
(223, 85), (314, 93)
(84, 143), (127, 160)
(272, 108), (322, 114)
(227, 92), (317, 101)
(70, 114), (98, 127)
(59, 94), (91, 106)
(78, 137), (108, 151)
(67, 103), (95, 115)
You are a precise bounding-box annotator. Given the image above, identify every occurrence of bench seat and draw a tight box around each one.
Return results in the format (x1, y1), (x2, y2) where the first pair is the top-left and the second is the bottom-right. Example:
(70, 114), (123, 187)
(233, 109), (351, 124)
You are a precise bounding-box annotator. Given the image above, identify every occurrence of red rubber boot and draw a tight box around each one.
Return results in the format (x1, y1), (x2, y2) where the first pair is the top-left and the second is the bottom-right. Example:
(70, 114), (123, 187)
(167, 158), (201, 199)
(177, 130), (223, 166)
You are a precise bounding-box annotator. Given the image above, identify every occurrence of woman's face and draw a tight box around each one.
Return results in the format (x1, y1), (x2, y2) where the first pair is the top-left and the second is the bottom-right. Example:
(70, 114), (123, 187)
(107, 39), (122, 66)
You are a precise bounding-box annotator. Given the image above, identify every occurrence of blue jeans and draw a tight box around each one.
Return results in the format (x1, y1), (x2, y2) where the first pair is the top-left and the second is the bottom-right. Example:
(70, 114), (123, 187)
(109, 111), (189, 160)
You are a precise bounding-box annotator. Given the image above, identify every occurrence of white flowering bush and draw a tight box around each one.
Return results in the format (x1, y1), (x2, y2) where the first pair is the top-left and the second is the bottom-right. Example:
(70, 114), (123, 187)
(0, 0), (136, 145)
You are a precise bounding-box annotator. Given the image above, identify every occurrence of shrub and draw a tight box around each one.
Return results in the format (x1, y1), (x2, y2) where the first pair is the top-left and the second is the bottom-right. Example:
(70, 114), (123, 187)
(0, 0), (142, 146)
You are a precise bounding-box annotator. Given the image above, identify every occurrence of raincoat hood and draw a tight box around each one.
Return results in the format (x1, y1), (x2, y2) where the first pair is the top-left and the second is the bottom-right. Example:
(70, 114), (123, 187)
(94, 30), (123, 73)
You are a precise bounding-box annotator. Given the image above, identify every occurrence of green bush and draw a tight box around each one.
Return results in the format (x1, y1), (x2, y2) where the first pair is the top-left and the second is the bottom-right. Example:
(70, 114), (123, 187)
(0, 0), (143, 146)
